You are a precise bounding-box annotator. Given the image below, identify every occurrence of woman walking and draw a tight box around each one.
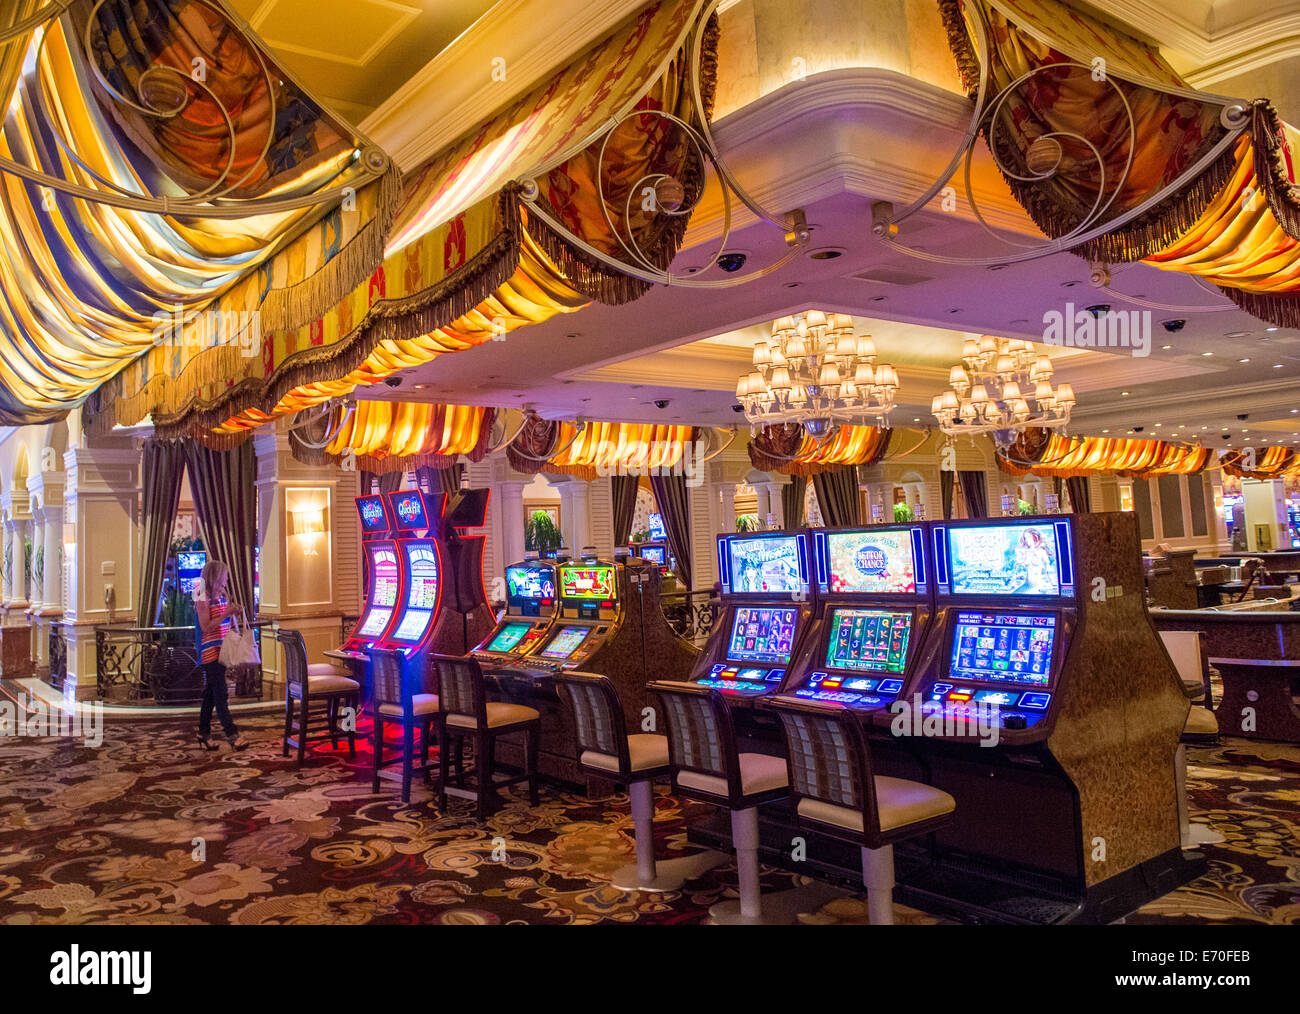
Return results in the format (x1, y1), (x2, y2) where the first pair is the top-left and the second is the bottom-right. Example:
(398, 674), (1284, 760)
(194, 560), (248, 751)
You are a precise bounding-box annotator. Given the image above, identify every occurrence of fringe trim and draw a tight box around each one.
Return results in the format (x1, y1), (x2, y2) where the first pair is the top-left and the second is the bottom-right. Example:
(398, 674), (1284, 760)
(1250, 99), (1300, 242)
(288, 407), (495, 470)
(1215, 284), (1300, 328)
(259, 166), (405, 333)
(937, 0), (981, 97)
(150, 194), (523, 439)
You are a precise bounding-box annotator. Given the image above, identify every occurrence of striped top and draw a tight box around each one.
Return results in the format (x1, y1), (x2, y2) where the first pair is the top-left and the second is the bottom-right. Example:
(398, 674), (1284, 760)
(197, 598), (230, 665)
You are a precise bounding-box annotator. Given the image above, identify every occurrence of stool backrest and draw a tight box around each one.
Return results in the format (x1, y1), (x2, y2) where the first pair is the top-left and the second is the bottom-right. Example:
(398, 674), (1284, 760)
(555, 671), (628, 767)
(430, 653), (486, 724)
(648, 681), (739, 797)
(1158, 629), (1210, 701)
(274, 628), (309, 693)
(367, 647), (408, 711)
(765, 696), (879, 838)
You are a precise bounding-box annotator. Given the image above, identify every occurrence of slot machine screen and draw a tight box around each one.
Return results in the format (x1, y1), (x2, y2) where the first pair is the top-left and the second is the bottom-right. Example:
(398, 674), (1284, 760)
(824, 607), (912, 673)
(727, 536), (804, 595)
(391, 491), (430, 533)
(487, 621), (531, 653)
(558, 565), (616, 601)
(541, 625), (592, 660)
(947, 523), (1061, 597)
(639, 546), (666, 567)
(826, 531), (916, 594)
(648, 512), (667, 540)
(949, 611), (1056, 686)
(356, 495), (389, 534)
(507, 566), (554, 601)
(727, 606), (797, 664)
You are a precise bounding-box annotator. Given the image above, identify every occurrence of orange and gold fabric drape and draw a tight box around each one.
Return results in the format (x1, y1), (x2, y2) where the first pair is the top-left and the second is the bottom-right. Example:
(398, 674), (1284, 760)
(1220, 446), (1300, 480)
(940, 0), (1300, 327)
(999, 428), (1213, 478)
(543, 423), (698, 481)
(103, 0), (717, 442)
(293, 401), (495, 474)
(748, 424), (893, 476)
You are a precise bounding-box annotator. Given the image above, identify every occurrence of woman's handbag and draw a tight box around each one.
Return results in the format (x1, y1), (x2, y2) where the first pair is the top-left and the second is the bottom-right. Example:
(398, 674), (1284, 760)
(218, 612), (261, 668)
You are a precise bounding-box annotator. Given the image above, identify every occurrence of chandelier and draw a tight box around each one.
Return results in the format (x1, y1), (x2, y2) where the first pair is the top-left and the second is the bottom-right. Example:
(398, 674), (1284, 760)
(932, 336), (1075, 437)
(735, 312), (899, 438)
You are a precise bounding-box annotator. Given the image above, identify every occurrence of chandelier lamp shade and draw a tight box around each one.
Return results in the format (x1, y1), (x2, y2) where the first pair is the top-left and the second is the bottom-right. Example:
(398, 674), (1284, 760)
(735, 312), (899, 439)
(932, 336), (1075, 438)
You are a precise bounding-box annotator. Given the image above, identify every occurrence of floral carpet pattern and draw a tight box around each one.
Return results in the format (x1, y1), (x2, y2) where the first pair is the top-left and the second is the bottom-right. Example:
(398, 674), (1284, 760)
(0, 696), (1296, 925)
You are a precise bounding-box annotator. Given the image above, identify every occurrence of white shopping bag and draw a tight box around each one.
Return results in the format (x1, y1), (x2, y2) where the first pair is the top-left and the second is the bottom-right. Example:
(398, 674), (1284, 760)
(218, 613), (261, 668)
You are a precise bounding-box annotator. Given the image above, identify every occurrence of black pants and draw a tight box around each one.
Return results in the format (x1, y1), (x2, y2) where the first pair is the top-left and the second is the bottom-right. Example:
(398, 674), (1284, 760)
(199, 661), (238, 739)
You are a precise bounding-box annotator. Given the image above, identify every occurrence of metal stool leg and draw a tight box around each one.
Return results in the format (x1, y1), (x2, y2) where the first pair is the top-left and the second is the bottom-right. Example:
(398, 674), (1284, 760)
(732, 807), (762, 920)
(1178, 742), (1225, 847)
(862, 845), (896, 925)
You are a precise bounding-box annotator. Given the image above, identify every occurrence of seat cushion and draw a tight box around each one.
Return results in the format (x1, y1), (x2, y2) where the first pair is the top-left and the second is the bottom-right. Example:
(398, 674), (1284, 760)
(798, 777), (956, 834)
(446, 702), (539, 729)
(377, 693), (440, 717)
(307, 673), (359, 694)
(1181, 678), (1206, 701)
(1183, 706), (1220, 737)
(581, 734), (670, 774)
(308, 662), (345, 678)
(677, 752), (787, 799)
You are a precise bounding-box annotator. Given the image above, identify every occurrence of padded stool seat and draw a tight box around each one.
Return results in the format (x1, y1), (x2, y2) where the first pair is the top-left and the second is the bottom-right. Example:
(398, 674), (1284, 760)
(677, 752), (787, 798)
(291, 673), (360, 696)
(1183, 706), (1219, 737)
(446, 701), (539, 729)
(581, 734), (669, 774)
(308, 662), (346, 679)
(799, 778), (956, 834)
(378, 693), (440, 717)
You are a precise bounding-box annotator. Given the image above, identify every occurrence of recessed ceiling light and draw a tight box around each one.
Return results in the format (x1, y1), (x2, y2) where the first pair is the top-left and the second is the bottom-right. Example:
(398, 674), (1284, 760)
(1239, 358), (1250, 363)
(1101, 428), (1109, 433)
(1275, 364), (1285, 368)
(1121, 391), (1130, 396)
(1225, 331), (1250, 338)
(1266, 326), (1280, 332)
(1201, 351), (1214, 356)
(1161, 344), (1172, 350)
(412, 383), (428, 390)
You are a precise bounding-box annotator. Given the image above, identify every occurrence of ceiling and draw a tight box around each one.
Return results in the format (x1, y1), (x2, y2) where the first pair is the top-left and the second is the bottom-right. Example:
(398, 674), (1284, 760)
(228, 0), (497, 124)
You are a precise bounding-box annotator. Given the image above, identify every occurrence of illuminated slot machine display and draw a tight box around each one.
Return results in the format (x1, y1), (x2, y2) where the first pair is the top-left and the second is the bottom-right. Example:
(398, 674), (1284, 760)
(339, 494), (401, 657)
(528, 558), (621, 672)
(471, 557), (558, 669)
(634, 542), (669, 573)
(689, 530), (815, 702)
(877, 514), (1201, 922)
(176, 551), (206, 595)
(377, 489), (447, 657)
(781, 524), (931, 712)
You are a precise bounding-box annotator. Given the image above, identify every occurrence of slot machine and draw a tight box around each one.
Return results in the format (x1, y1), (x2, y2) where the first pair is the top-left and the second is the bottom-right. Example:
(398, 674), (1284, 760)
(527, 554), (622, 672)
(436, 488), (495, 654)
(634, 541), (670, 573)
(471, 556), (557, 668)
(377, 489), (447, 656)
(337, 493), (402, 658)
(176, 550), (206, 596)
(690, 530), (816, 702)
(875, 513), (1200, 922)
(781, 523), (932, 712)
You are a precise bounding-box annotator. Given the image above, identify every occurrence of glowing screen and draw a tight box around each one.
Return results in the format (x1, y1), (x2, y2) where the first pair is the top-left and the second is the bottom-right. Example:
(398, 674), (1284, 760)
(559, 566), (616, 601)
(947, 524), (1060, 597)
(825, 608), (912, 673)
(728, 536), (803, 595)
(950, 611), (1056, 686)
(727, 606), (797, 664)
(826, 531), (915, 594)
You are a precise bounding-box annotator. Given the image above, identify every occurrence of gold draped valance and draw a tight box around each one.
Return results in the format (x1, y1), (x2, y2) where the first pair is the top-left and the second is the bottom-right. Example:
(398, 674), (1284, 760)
(748, 424), (893, 476)
(999, 428), (1213, 478)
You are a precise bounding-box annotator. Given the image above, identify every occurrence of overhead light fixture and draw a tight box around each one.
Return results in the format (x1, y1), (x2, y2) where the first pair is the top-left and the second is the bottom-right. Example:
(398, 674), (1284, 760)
(931, 335), (1074, 440)
(736, 312), (898, 440)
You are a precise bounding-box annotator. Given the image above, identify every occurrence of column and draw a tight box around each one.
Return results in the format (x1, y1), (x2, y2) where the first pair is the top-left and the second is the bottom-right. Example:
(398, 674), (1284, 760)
(498, 480), (527, 567)
(718, 483), (736, 534)
(568, 480), (591, 553)
(1, 519), (10, 606)
(752, 485), (771, 529)
(26, 504), (44, 666)
(761, 480), (787, 529)
(8, 517), (30, 608)
(62, 439), (140, 701)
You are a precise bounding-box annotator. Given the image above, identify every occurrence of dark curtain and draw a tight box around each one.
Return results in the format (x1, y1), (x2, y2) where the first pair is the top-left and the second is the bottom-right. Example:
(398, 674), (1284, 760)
(940, 470), (955, 520)
(649, 474), (692, 588)
(418, 463), (462, 494)
(959, 471), (988, 519)
(138, 439), (186, 626)
(377, 470), (404, 494)
(811, 466), (862, 527)
(1066, 476), (1092, 514)
(781, 475), (807, 530)
(611, 475), (639, 546)
(184, 441), (257, 619)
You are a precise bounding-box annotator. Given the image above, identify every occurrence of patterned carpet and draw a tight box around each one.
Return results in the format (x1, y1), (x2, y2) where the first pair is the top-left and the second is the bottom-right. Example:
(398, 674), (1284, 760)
(0, 695), (1296, 925)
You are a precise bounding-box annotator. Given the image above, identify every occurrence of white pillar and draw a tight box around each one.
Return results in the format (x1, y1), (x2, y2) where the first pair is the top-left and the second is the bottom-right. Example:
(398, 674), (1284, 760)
(762, 480), (787, 529)
(499, 480), (527, 565)
(718, 484), (736, 534)
(752, 485), (771, 528)
(569, 480), (591, 552)
(9, 517), (30, 608)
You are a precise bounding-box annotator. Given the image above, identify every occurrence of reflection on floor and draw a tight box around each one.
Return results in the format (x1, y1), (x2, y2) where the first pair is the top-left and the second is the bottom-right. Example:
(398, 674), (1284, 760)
(0, 704), (1296, 925)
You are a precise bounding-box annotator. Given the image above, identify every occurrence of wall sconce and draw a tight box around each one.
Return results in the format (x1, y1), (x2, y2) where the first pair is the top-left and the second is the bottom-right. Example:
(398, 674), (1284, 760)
(290, 506), (326, 556)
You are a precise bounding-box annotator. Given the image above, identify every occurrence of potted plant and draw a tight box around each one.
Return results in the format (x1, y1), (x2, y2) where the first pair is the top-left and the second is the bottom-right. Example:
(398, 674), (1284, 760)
(524, 510), (562, 553)
(893, 502), (915, 524)
(735, 513), (760, 532)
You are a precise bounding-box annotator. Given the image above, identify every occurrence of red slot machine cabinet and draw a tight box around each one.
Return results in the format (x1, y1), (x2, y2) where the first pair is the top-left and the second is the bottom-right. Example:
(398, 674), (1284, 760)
(779, 523), (933, 713)
(435, 488), (495, 655)
(689, 530), (817, 707)
(470, 556), (557, 669)
(378, 489), (447, 657)
(338, 493), (402, 658)
(871, 513), (1200, 923)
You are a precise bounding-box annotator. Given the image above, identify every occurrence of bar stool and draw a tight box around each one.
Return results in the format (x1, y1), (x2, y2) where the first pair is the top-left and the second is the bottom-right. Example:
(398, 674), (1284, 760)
(276, 628), (360, 767)
(765, 695), (956, 925)
(431, 653), (540, 821)
(649, 680), (790, 923)
(555, 671), (688, 891)
(367, 647), (443, 804)
(1159, 630), (1225, 847)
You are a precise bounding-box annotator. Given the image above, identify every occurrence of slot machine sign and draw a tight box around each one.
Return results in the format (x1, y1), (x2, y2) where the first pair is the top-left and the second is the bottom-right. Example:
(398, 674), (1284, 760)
(729, 537), (802, 595)
(356, 495), (389, 534)
(392, 492), (429, 533)
(948, 524), (1060, 597)
(827, 530), (916, 594)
